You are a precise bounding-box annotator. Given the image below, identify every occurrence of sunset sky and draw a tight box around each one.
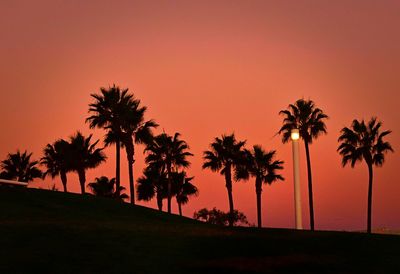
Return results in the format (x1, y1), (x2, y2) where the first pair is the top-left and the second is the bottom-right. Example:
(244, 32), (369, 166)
(1, 0), (399, 231)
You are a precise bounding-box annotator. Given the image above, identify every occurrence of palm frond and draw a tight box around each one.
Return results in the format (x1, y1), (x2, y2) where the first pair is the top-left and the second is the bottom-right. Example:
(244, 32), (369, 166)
(338, 117), (393, 168)
(278, 98), (328, 144)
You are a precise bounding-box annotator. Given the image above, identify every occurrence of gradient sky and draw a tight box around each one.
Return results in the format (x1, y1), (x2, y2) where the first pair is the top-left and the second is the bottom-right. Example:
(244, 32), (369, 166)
(1, 0), (399, 231)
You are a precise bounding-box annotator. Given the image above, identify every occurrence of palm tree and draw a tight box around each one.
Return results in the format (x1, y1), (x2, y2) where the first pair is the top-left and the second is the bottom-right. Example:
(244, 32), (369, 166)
(86, 84), (134, 195)
(0, 150), (42, 182)
(202, 134), (246, 226)
(137, 165), (168, 211)
(120, 96), (158, 205)
(338, 117), (393, 233)
(41, 139), (71, 192)
(172, 171), (198, 216)
(68, 132), (106, 194)
(87, 176), (129, 201)
(278, 98), (328, 230)
(237, 145), (284, 228)
(145, 132), (193, 214)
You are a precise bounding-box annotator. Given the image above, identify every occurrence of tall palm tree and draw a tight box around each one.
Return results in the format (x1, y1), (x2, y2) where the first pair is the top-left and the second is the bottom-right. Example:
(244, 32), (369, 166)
(0, 150), (42, 182)
(68, 132), (106, 194)
(278, 98), (328, 230)
(41, 139), (71, 192)
(145, 132), (193, 214)
(338, 117), (393, 233)
(120, 97), (158, 205)
(137, 165), (168, 211)
(237, 145), (284, 228)
(202, 134), (246, 226)
(87, 84), (134, 195)
(172, 171), (198, 216)
(87, 176), (129, 201)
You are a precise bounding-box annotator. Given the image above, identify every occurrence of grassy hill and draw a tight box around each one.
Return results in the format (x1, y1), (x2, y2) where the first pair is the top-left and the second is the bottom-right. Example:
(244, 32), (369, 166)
(1, 187), (399, 274)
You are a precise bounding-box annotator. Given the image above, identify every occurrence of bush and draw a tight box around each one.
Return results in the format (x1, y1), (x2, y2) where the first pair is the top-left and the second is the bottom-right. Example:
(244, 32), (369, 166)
(193, 207), (249, 226)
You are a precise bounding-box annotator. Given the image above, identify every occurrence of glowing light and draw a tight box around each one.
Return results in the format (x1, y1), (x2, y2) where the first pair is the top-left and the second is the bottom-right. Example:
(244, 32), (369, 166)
(291, 129), (300, 141)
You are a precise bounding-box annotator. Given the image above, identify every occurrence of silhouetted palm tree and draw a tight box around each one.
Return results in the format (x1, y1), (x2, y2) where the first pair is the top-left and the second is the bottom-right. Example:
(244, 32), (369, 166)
(120, 96), (158, 204)
(0, 150), (42, 182)
(237, 145), (284, 228)
(278, 98), (328, 230)
(172, 171), (198, 216)
(145, 132), (193, 213)
(68, 132), (106, 194)
(87, 84), (133, 195)
(87, 176), (129, 201)
(338, 117), (393, 233)
(137, 165), (168, 211)
(202, 134), (246, 226)
(41, 139), (71, 192)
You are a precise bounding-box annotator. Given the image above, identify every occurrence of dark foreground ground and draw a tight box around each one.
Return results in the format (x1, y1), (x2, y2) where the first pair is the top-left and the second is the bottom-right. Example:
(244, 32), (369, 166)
(1, 187), (399, 274)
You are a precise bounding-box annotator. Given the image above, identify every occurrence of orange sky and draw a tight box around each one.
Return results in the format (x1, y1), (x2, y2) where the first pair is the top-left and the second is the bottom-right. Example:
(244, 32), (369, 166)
(1, 1), (399, 230)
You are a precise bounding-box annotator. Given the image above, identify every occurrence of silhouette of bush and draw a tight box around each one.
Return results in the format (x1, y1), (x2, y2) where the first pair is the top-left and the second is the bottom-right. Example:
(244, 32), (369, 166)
(193, 207), (248, 226)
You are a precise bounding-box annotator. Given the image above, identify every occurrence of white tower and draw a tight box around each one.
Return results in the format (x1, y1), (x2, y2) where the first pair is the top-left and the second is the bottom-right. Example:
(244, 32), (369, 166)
(291, 129), (303, 229)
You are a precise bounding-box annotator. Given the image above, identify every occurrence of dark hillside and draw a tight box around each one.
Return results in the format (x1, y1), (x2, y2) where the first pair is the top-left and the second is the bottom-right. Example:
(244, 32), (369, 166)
(1, 187), (399, 274)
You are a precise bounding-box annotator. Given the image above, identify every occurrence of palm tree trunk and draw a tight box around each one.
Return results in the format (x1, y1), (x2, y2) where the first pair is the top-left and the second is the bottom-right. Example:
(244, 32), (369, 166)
(225, 165), (234, 227)
(367, 163), (374, 234)
(167, 164), (172, 214)
(304, 140), (315, 231)
(126, 139), (135, 205)
(115, 140), (121, 196)
(255, 178), (262, 228)
(128, 158), (135, 204)
(60, 171), (68, 193)
(78, 169), (86, 194)
(157, 192), (163, 211)
(227, 186), (234, 227)
(178, 201), (182, 216)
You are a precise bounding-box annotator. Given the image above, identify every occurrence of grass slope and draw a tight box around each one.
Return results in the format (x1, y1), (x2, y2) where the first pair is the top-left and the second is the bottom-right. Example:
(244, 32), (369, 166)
(0, 187), (399, 274)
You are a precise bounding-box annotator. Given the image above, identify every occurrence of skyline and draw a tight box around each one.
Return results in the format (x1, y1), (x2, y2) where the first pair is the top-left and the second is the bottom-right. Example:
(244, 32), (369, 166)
(1, 0), (399, 231)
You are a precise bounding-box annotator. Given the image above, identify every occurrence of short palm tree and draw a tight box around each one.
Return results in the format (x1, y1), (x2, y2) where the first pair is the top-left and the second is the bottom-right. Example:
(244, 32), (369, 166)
(41, 139), (71, 192)
(68, 132), (106, 194)
(145, 132), (193, 214)
(120, 97), (158, 204)
(237, 145), (284, 228)
(172, 171), (198, 216)
(338, 117), (393, 233)
(202, 134), (246, 226)
(0, 150), (42, 182)
(87, 176), (129, 201)
(137, 165), (168, 211)
(87, 84), (134, 195)
(278, 98), (328, 230)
